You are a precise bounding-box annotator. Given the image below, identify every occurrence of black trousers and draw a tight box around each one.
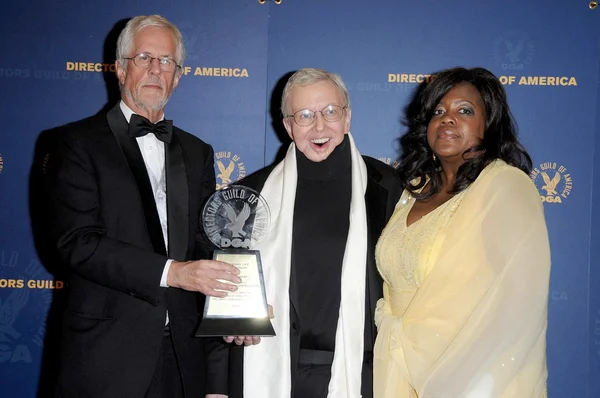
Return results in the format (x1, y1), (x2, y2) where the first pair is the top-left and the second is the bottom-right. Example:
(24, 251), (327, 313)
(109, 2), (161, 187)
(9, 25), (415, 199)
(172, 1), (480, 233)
(145, 331), (184, 398)
(294, 349), (332, 398)
(293, 349), (374, 398)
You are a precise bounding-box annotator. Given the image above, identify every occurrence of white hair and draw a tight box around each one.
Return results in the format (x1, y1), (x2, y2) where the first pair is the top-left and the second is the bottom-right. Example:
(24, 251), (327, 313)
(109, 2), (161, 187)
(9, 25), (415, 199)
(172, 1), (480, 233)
(116, 15), (185, 72)
(281, 68), (350, 116)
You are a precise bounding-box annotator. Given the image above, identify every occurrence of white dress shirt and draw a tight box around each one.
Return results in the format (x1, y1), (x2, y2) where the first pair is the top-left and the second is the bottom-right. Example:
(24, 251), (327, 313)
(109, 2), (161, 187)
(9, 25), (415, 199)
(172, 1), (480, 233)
(119, 101), (173, 306)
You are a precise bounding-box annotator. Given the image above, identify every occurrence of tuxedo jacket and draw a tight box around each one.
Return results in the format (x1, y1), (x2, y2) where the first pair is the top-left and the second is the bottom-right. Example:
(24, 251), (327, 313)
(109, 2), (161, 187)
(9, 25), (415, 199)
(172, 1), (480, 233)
(49, 104), (215, 397)
(206, 155), (402, 398)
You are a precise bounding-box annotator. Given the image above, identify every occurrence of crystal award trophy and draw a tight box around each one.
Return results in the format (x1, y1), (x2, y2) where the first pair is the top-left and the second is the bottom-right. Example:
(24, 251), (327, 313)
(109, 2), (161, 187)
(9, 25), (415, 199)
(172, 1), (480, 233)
(195, 185), (275, 337)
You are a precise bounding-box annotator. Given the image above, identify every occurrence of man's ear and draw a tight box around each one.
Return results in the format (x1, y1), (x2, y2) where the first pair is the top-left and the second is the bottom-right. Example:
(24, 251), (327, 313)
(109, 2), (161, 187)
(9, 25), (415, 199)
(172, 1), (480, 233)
(115, 60), (126, 86)
(283, 117), (293, 140)
(172, 68), (182, 89)
(344, 107), (352, 134)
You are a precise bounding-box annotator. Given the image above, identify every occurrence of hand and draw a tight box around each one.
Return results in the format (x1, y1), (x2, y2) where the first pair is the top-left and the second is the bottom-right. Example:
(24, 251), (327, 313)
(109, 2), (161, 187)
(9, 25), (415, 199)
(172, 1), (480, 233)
(223, 305), (274, 346)
(224, 335), (260, 346)
(167, 260), (241, 297)
(267, 304), (274, 319)
(205, 395), (228, 398)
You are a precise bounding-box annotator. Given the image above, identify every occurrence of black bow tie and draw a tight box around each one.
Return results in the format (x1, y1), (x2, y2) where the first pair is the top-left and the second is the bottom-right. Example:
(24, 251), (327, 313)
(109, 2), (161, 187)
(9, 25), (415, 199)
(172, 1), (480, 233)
(128, 114), (173, 144)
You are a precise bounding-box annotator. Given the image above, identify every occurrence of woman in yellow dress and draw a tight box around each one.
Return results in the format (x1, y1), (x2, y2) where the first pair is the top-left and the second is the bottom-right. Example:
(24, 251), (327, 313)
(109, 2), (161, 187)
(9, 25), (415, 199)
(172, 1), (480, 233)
(374, 67), (550, 398)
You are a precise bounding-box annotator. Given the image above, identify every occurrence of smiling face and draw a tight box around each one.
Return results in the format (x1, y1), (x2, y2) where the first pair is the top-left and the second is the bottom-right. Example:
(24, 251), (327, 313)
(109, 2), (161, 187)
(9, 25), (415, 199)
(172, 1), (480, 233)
(282, 80), (351, 162)
(115, 26), (180, 115)
(426, 82), (486, 166)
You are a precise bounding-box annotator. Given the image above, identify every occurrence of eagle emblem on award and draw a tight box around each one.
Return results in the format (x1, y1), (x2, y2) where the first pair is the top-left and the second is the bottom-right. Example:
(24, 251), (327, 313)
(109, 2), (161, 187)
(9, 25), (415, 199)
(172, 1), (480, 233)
(195, 185), (275, 337)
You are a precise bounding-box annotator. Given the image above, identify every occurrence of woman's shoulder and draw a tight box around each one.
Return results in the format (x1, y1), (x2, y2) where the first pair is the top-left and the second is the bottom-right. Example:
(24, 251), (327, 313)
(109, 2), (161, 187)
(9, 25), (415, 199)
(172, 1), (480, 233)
(472, 159), (540, 201)
(479, 159), (532, 185)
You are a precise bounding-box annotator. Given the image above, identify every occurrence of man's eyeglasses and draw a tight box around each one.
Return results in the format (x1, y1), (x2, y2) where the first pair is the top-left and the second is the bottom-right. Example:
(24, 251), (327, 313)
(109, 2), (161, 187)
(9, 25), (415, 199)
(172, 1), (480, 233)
(285, 105), (348, 126)
(124, 53), (181, 73)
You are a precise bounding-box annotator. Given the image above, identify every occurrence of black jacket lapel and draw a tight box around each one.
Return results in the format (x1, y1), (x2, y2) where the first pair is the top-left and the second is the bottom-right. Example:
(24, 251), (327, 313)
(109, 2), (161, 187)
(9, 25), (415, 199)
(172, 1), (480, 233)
(165, 131), (189, 261)
(364, 167), (387, 348)
(107, 105), (167, 256)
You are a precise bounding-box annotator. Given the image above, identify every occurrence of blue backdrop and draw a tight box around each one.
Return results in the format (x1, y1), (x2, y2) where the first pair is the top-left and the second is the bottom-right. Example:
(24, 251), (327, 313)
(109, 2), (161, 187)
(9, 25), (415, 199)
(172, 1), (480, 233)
(1, 0), (599, 396)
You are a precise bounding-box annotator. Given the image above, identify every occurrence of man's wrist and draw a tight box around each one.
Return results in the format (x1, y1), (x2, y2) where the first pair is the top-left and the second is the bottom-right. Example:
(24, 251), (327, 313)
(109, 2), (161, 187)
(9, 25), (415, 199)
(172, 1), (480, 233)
(160, 259), (174, 287)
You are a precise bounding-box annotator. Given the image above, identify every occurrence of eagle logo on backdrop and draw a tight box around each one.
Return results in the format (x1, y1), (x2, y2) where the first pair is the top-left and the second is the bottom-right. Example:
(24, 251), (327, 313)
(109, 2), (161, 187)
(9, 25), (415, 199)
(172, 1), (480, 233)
(214, 151), (246, 190)
(178, 22), (206, 64)
(0, 288), (29, 342)
(0, 285), (36, 364)
(0, 153), (4, 174)
(492, 30), (535, 71)
(541, 171), (560, 196)
(0, 257), (60, 364)
(217, 160), (235, 184)
(530, 162), (573, 204)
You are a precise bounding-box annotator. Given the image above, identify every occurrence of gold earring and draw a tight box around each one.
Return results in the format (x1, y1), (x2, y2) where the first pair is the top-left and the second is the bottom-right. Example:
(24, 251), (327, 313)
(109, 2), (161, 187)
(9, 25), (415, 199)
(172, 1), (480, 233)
(432, 153), (437, 161)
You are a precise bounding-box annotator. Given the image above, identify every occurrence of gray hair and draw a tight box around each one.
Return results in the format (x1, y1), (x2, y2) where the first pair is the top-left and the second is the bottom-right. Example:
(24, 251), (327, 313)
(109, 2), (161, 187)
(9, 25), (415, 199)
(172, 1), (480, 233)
(116, 15), (186, 72)
(280, 68), (350, 116)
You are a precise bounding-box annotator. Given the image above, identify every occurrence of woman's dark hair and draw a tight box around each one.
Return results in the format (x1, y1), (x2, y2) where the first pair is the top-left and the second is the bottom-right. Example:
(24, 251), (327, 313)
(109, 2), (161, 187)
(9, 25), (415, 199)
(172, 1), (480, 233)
(397, 67), (532, 200)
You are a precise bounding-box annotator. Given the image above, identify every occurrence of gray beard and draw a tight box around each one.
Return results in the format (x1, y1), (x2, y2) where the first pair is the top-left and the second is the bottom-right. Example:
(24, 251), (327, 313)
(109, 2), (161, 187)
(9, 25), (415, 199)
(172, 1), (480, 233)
(123, 86), (169, 112)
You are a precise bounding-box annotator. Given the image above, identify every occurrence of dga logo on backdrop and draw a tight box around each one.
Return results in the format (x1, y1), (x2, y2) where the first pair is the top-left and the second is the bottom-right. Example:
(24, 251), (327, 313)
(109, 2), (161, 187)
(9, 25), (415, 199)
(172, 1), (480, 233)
(493, 30), (535, 71)
(176, 23), (248, 78)
(214, 151), (246, 190)
(0, 287), (31, 363)
(0, 153), (3, 174)
(530, 162), (573, 204)
(178, 22), (207, 64)
(0, 252), (63, 364)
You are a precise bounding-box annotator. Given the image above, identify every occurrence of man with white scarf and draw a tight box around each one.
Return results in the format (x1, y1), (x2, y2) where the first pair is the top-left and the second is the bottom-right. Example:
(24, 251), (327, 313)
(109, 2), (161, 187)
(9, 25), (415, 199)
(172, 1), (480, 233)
(206, 68), (401, 398)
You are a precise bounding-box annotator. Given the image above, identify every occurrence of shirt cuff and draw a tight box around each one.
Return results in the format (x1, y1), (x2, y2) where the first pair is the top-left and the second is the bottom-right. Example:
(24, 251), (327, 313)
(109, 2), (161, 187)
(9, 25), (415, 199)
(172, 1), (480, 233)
(160, 259), (174, 287)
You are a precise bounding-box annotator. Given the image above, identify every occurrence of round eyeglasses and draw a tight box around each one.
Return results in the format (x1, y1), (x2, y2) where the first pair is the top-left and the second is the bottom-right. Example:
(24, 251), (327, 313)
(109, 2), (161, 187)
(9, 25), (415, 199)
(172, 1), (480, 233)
(285, 105), (348, 126)
(124, 53), (181, 73)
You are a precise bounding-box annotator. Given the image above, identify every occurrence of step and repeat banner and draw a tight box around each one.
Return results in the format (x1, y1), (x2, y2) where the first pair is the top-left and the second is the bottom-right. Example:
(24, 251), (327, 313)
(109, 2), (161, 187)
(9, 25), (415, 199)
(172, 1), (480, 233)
(0, 0), (599, 396)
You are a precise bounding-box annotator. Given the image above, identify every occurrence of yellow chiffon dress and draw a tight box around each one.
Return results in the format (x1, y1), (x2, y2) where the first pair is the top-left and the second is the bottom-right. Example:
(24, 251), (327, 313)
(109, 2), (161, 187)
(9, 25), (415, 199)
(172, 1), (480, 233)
(373, 161), (550, 398)
(374, 187), (464, 398)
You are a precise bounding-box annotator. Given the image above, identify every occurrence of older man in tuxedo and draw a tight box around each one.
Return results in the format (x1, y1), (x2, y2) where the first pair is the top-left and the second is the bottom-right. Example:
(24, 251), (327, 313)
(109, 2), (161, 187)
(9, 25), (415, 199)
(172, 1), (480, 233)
(50, 15), (246, 398)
